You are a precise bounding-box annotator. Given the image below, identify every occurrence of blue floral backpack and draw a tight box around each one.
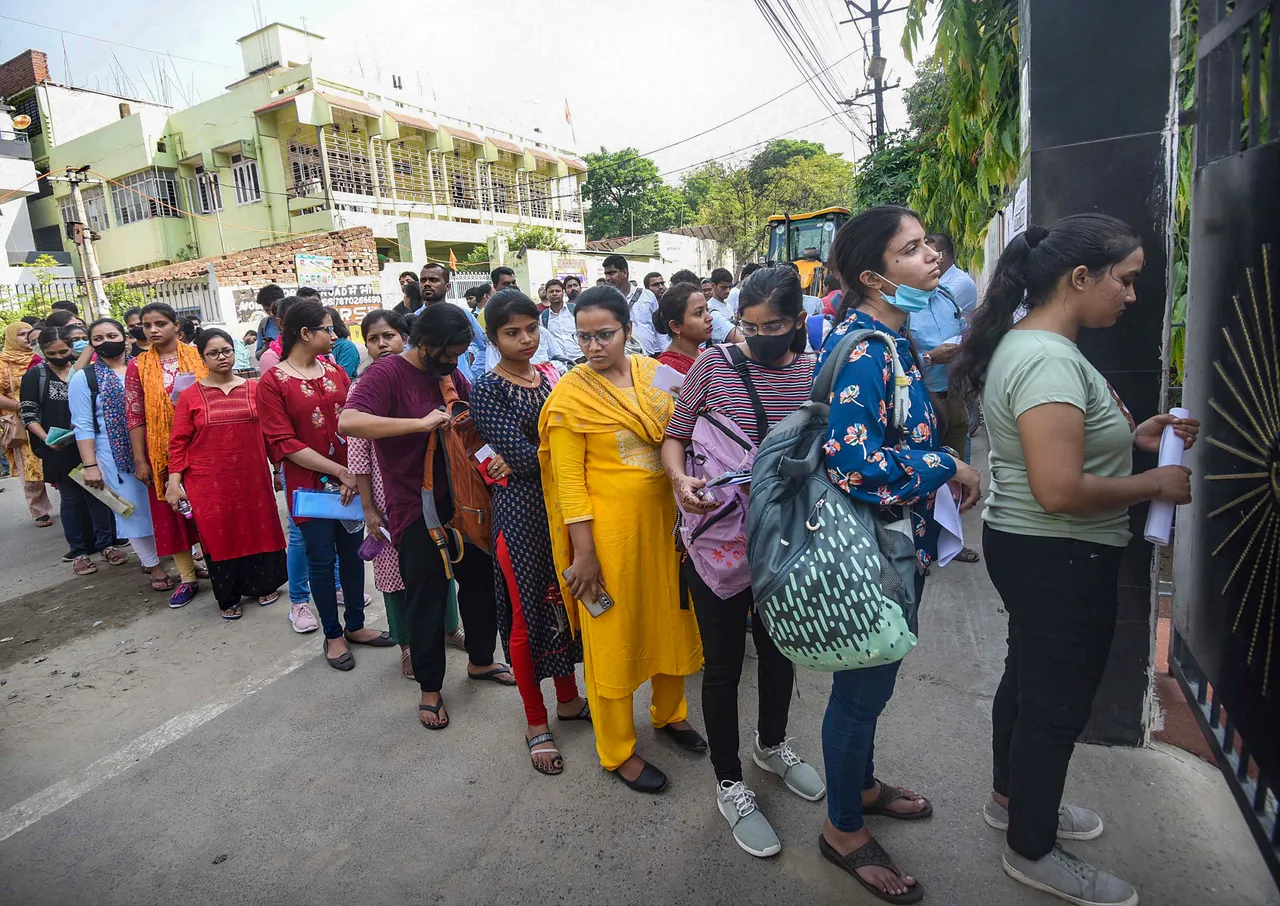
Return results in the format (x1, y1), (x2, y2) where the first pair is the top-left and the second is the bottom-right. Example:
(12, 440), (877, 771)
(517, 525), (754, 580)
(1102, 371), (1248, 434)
(746, 328), (920, 671)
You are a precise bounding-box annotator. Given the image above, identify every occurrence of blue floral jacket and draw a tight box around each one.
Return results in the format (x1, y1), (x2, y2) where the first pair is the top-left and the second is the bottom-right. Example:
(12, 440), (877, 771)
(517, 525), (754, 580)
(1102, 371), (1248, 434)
(818, 310), (958, 569)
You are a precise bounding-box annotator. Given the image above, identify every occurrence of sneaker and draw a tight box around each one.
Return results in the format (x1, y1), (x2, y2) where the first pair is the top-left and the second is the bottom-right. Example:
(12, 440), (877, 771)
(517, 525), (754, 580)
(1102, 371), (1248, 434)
(289, 601), (319, 633)
(334, 589), (372, 607)
(984, 795), (1104, 841)
(752, 734), (826, 801)
(168, 581), (198, 608)
(1003, 844), (1138, 906)
(716, 780), (781, 858)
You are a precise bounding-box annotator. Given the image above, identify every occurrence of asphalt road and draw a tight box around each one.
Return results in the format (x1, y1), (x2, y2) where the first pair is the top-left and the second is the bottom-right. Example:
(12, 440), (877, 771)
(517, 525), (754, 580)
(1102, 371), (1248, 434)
(0, 459), (1276, 906)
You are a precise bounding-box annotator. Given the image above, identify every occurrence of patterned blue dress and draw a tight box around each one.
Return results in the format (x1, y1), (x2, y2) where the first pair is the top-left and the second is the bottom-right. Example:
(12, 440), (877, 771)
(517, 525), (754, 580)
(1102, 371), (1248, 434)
(470, 369), (582, 681)
(818, 309), (959, 570)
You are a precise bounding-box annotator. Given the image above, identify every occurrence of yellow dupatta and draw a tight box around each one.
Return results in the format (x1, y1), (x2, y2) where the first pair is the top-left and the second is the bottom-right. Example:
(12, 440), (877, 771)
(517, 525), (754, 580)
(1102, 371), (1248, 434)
(537, 355), (674, 632)
(136, 344), (208, 496)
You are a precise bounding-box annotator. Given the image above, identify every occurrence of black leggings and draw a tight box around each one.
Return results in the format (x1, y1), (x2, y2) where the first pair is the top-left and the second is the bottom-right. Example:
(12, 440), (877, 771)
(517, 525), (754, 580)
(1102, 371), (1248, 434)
(397, 518), (498, 693)
(985, 524), (1125, 860)
(684, 558), (794, 784)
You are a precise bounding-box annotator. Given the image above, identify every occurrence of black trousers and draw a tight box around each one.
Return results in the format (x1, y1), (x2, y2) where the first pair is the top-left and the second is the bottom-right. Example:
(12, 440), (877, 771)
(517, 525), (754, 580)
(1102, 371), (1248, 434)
(58, 478), (115, 557)
(984, 524), (1125, 860)
(397, 517), (498, 693)
(684, 558), (793, 784)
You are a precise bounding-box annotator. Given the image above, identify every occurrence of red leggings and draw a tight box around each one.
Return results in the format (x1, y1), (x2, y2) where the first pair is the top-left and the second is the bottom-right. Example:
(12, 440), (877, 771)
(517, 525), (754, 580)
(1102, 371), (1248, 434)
(498, 535), (579, 725)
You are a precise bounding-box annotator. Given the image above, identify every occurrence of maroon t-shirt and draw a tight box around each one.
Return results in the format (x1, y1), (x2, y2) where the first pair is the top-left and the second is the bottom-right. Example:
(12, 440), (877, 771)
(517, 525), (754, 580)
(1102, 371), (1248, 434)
(343, 354), (469, 544)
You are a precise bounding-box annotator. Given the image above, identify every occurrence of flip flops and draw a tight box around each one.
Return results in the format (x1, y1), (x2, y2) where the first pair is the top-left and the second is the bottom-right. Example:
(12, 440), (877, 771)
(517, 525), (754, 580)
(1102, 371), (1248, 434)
(819, 835), (923, 904)
(557, 701), (592, 723)
(221, 603), (243, 621)
(527, 732), (564, 776)
(862, 779), (934, 820)
(419, 697), (449, 729)
(468, 663), (516, 686)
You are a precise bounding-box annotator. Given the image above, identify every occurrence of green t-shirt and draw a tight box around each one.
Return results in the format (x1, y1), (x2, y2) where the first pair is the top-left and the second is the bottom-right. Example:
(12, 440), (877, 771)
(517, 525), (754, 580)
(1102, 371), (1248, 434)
(981, 329), (1134, 547)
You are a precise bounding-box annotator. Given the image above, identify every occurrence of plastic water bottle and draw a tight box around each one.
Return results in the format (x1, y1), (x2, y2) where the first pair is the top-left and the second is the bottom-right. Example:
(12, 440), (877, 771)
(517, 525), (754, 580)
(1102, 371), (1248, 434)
(177, 499), (193, 519)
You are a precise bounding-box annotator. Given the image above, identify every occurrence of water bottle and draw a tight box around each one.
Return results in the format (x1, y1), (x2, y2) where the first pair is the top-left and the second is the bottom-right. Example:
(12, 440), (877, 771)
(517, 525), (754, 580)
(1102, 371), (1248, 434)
(177, 499), (193, 519)
(320, 477), (364, 534)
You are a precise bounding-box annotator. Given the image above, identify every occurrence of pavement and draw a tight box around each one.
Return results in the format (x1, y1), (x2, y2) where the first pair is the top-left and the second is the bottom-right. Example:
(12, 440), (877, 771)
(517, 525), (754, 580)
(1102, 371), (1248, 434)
(0, 451), (1277, 906)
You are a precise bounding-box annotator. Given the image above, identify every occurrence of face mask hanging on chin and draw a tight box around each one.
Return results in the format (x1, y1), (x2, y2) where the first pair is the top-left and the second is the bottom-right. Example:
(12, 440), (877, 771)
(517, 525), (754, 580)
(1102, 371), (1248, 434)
(874, 274), (934, 315)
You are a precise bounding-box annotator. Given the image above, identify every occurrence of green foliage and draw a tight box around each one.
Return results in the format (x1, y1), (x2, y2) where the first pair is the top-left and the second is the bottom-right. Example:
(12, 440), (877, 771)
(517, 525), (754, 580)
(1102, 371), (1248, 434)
(852, 130), (927, 208)
(679, 162), (729, 218)
(903, 0), (1021, 268)
(506, 225), (571, 254)
(699, 168), (766, 261)
(1170, 0), (1197, 386)
(0, 256), (83, 330)
(462, 244), (491, 265)
(766, 154), (856, 215)
(746, 139), (826, 194)
(582, 147), (687, 239)
(105, 282), (152, 321)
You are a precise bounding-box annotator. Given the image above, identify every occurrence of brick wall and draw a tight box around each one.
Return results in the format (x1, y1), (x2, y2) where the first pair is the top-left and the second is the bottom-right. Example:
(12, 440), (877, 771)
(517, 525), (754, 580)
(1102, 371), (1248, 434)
(0, 50), (50, 102)
(120, 227), (379, 287)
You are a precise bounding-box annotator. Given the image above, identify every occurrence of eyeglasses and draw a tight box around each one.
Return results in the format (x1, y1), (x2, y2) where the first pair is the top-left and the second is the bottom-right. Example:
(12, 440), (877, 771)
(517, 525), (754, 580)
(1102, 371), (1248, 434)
(575, 328), (622, 347)
(737, 318), (797, 338)
(203, 348), (235, 359)
(308, 325), (337, 337)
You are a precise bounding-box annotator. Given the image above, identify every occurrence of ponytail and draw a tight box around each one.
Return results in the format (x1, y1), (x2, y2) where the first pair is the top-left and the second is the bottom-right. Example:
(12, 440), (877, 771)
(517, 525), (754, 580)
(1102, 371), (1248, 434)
(950, 214), (1142, 395)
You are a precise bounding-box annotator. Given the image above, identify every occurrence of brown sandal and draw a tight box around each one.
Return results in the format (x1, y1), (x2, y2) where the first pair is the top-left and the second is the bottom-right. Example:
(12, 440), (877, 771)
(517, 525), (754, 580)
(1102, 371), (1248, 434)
(101, 546), (128, 565)
(862, 779), (933, 820)
(400, 648), (415, 680)
(150, 574), (176, 591)
(73, 556), (98, 576)
(819, 835), (923, 904)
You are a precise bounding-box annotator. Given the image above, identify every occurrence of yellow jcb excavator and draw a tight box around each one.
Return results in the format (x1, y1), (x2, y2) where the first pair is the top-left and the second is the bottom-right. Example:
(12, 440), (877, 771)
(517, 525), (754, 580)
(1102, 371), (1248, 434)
(764, 207), (850, 293)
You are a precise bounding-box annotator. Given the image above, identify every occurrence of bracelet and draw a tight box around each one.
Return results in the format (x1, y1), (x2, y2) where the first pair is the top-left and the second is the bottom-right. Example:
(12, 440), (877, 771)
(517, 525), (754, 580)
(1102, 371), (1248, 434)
(84, 462), (98, 467)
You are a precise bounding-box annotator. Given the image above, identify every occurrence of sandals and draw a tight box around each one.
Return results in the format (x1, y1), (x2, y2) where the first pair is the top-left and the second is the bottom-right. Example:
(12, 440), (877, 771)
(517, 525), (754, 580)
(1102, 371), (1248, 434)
(221, 603), (243, 621)
(953, 547), (981, 563)
(863, 779), (934, 820)
(468, 663), (517, 686)
(344, 629), (396, 647)
(418, 697), (449, 730)
(445, 626), (467, 651)
(73, 556), (98, 576)
(557, 701), (592, 723)
(400, 648), (415, 680)
(258, 592), (280, 606)
(150, 574), (176, 592)
(35, 515), (53, 528)
(323, 637), (355, 671)
(527, 732), (564, 776)
(194, 565), (210, 580)
(101, 546), (128, 566)
(819, 834), (924, 904)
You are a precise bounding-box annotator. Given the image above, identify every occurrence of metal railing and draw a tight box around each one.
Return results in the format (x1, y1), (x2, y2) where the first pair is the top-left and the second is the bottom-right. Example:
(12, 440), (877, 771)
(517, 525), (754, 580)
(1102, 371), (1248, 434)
(0, 280), (85, 314)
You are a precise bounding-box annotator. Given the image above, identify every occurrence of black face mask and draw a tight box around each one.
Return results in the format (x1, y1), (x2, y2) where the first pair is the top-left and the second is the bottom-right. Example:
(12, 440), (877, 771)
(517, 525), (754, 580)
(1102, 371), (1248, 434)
(129, 326), (146, 341)
(44, 355), (72, 368)
(745, 329), (797, 364)
(424, 354), (458, 377)
(95, 340), (127, 359)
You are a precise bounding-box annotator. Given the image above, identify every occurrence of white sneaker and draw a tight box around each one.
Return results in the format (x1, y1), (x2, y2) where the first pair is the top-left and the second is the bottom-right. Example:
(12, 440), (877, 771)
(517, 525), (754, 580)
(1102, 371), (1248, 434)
(716, 780), (781, 858)
(289, 601), (318, 633)
(752, 734), (827, 801)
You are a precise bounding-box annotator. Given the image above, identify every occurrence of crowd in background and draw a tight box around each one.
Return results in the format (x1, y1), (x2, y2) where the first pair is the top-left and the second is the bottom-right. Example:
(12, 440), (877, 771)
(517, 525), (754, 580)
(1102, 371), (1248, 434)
(0, 206), (1198, 906)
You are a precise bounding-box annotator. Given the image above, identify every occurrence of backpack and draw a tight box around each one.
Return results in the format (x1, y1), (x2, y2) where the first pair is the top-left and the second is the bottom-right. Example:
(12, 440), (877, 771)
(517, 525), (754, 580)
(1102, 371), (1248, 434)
(676, 345), (766, 599)
(540, 303), (574, 328)
(746, 327), (920, 672)
(806, 314), (832, 354)
(421, 375), (493, 565)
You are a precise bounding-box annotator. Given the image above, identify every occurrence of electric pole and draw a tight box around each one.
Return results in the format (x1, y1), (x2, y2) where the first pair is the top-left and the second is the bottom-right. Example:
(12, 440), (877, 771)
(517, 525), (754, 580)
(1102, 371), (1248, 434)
(841, 0), (905, 148)
(51, 166), (107, 320)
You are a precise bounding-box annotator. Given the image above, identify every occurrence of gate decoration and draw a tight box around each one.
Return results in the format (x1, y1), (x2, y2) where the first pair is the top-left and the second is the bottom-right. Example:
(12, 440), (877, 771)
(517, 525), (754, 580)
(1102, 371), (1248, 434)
(1173, 0), (1278, 885)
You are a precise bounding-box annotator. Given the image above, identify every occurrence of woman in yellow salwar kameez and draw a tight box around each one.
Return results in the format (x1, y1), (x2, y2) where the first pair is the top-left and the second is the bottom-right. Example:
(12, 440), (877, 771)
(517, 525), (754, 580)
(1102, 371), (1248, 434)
(539, 285), (704, 793)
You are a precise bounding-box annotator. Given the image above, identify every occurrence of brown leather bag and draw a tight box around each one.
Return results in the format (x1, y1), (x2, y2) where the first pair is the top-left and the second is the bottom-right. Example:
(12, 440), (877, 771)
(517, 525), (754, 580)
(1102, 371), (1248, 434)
(1, 371), (28, 450)
(421, 375), (493, 555)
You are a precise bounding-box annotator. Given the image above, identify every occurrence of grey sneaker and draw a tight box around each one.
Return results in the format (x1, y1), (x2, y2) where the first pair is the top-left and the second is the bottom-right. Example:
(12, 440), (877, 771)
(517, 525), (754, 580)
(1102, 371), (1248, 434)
(984, 795), (1104, 841)
(752, 734), (826, 801)
(716, 780), (781, 858)
(1003, 844), (1138, 906)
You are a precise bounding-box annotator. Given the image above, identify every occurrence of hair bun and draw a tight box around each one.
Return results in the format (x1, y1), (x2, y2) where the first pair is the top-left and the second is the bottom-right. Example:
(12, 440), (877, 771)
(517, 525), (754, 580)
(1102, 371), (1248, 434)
(1024, 225), (1049, 248)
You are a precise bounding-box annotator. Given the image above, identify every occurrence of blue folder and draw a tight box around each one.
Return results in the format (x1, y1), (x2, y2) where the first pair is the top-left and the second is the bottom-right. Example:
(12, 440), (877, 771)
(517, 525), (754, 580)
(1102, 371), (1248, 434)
(291, 488), (364, 520)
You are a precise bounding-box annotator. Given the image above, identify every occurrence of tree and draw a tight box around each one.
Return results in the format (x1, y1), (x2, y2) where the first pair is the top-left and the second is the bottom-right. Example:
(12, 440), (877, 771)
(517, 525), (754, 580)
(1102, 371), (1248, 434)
(765, 153), (856, 214)
(747, 139), (826, 194)
(582, 147), (686, 240)
(852, 130), (927, 208)
(679, 162), (728, 218)
(698, 168), (766, 261)
(507, 225), (571, 253)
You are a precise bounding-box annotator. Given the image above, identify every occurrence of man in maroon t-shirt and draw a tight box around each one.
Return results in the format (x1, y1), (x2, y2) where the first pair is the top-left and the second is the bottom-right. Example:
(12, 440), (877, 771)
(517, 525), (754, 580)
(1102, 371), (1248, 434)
(341, 304), (514, 729)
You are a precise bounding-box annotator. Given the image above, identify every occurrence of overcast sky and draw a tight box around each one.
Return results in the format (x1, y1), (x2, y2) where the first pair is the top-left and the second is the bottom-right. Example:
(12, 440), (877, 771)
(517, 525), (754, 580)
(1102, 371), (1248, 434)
(1, 0), (934, 179)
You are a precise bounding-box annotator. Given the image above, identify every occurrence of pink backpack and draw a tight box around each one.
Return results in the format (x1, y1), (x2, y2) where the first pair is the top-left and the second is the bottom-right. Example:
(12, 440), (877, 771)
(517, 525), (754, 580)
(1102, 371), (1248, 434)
(677, 345), (768, 599)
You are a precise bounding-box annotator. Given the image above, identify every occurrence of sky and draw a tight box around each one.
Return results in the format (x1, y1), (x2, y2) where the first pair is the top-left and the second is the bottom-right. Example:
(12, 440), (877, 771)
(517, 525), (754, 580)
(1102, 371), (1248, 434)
(0, 0), (935, 181)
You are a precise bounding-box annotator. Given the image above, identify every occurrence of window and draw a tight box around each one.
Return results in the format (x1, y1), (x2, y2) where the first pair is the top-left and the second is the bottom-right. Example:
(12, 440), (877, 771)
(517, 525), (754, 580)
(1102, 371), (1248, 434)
(230, 153), (262, 205)
(59, 185), (110, 232)
(188, 168), (224, 214)
(110, 169), (181, 225)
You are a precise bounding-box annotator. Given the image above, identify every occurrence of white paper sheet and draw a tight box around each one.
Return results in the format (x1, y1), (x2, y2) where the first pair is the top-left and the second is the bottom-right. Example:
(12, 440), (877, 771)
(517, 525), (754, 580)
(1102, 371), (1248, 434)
(1143, 407), (1190, 546)
(651, 363), (685, 396)
(934, 484), (964, 566)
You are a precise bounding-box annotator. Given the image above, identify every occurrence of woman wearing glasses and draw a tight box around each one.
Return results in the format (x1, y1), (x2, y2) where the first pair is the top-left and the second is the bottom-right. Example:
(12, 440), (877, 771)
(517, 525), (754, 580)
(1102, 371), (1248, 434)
(166, 329), (286, 620)
(539, 285), (704, 794)
(259, 300), (384, 670)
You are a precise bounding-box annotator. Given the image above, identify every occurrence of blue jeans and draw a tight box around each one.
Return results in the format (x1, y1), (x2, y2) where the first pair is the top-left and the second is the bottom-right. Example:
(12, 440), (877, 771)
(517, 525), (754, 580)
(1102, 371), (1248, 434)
(297, 518), (365, 639)
(286, 512), (342, 604)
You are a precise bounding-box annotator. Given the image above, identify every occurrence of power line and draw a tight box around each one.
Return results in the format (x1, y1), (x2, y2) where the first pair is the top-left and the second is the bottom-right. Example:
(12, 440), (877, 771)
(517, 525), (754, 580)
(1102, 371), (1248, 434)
(0, 14), (234, 69)
(753, 0), (862, 133)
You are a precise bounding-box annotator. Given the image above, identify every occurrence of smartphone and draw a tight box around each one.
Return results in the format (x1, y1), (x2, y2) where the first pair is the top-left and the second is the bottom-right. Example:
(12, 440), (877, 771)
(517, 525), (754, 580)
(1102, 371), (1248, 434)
(563, 566), (614, 617)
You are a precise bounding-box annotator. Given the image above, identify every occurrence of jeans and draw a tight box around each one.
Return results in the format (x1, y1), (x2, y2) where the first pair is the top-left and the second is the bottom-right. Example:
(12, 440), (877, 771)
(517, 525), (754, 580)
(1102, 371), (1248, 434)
(985, 524), (1124, 860)
(297, 518), (366, 639)
(396, 517), (497, 693)
(287, 512), (342, 604)
(685, 558), (794, 783)
(58, 478), (115, 557)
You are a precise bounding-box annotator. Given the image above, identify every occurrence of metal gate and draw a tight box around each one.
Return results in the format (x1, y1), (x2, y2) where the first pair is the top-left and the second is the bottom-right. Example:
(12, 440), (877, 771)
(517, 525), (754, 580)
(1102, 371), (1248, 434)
(1173, 0), (1278, 884)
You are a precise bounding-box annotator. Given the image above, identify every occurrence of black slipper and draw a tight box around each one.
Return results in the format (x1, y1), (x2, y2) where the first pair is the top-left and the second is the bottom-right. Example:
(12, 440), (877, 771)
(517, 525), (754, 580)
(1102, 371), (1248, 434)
(611, 759), (667, 794)
(527, 732), (564, 775)
(659, 724), (708, 753)
(468, 663), (517, 686)
(819, 834), (923, 904)
(557, 702), (592, 723)
(419, 698), (449, 730)
(323, 637), (355, 671)
(344, 629), (396, 647)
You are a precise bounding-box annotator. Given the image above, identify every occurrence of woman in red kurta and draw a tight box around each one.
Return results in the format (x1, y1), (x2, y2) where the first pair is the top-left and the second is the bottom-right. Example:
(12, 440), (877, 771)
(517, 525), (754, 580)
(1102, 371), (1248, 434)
(126, 302), (208, 608)
(257, 300), (389, 671)
(167, 329), (286, 620)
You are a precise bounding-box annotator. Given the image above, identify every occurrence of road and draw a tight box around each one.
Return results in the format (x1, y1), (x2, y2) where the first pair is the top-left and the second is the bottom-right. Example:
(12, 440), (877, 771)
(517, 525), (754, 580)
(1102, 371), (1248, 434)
(0, 458), (1276, 906)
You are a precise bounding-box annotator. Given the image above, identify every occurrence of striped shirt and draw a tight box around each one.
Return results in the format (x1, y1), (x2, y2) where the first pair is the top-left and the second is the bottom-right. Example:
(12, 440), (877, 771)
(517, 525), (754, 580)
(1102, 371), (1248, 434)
(668, 345), (815, 445)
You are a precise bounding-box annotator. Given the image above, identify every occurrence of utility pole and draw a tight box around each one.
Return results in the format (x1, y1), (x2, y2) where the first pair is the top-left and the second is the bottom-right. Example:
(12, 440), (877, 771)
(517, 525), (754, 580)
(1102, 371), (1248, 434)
(840, 0), (905, 148)
(51, 167), (106, 319)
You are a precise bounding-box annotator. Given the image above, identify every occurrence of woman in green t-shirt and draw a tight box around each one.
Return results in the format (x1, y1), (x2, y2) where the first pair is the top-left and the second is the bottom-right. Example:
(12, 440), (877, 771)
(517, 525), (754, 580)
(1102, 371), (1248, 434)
(950, 213), (1199, 906)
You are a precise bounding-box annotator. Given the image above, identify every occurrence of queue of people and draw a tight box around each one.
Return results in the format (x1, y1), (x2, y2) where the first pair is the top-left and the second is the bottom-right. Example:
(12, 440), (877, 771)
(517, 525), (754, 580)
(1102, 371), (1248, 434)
(0, 207), (1196, 906)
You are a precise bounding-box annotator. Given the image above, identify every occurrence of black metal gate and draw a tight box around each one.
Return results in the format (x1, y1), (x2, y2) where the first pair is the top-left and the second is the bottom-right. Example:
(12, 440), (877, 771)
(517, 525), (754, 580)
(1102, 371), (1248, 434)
(1173, 0), (1279, 885)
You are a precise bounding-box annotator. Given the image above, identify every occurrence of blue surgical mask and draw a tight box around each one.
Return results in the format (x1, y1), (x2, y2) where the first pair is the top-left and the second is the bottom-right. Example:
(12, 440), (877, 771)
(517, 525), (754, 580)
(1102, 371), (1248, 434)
(875, 274), (934, 314)
(72, 339), (89, 355)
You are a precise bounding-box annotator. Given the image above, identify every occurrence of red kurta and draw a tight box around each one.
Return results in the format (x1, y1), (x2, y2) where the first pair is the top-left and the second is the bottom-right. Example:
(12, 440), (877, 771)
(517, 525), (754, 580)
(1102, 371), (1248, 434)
(168, 380), (285, 562)
(125, 356), (199, 558)
(256, 359), (350, 524)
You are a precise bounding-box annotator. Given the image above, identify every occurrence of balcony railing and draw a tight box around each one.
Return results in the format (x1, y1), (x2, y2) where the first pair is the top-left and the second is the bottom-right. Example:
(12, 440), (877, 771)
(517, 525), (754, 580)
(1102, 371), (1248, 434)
(0, 130), (33, 161)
